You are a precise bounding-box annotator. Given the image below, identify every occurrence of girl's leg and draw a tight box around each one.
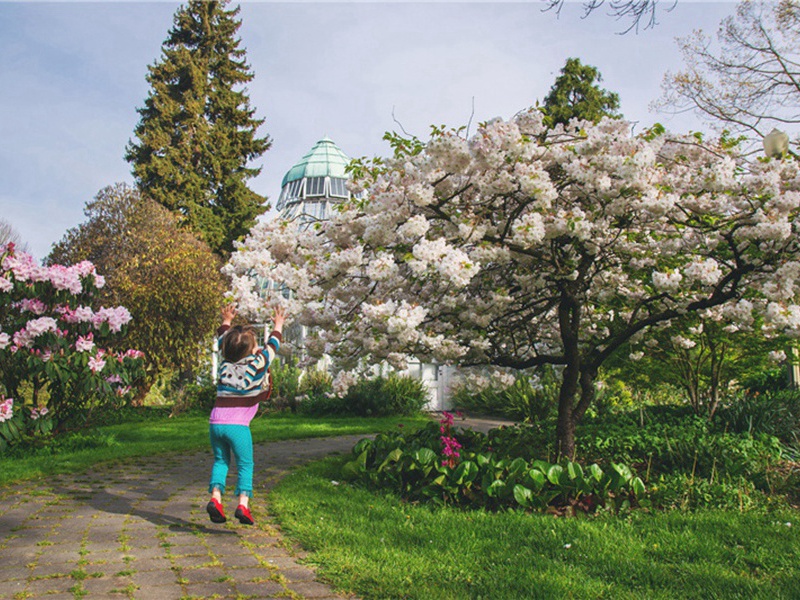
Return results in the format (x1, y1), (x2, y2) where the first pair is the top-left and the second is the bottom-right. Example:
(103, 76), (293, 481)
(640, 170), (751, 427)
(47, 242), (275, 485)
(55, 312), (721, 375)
(208, 425), (232, 496)
(228, 425), (254, 498)
(207, 425), (232, 523)
(227, 425), (255, 524)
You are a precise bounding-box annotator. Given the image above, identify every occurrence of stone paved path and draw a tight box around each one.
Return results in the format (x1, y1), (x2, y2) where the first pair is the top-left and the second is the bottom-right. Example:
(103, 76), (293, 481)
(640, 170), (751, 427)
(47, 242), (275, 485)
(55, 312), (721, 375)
(0, 435), (368, 600)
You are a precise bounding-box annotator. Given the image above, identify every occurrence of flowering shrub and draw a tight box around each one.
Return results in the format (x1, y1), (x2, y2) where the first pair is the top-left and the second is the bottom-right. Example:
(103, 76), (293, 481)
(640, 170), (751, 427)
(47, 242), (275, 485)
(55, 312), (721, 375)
(0, 243), (144, 449)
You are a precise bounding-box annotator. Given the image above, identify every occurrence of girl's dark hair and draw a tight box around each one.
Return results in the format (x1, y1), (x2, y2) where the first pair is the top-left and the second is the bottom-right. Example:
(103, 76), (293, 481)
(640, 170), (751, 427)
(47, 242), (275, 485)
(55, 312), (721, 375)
(220, 325), (257, 363)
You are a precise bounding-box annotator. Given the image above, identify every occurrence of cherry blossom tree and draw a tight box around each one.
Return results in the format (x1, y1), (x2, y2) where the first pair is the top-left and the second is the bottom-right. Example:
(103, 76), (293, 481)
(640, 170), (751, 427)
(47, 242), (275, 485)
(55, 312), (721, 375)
(225, 112), (800, 458)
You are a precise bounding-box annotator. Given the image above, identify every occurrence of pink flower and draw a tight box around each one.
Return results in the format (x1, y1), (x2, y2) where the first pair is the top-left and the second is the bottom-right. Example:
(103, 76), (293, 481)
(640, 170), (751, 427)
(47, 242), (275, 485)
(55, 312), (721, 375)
(2, 252), (48, 283)
(15, 298), (48, 315)
(105, 374), (123, 384)
(75, 333), (95, 353)
(48, 264), (82, 295)
(0, 397), (13, 422)
(0, 332), (9, 349)
(93, 307), (132, 333)
(88, 355), (106, 374)
(13, 317), (58, 348)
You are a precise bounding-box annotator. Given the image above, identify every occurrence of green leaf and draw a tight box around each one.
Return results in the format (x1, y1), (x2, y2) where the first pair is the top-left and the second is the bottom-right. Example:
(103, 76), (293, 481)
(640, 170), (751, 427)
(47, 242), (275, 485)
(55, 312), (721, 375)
(547, 465), (564, 485)
(509, 457), (528, 477)
(413, 448), (437, 466)
(612, 463), (633, 481)
(513, 484), (533, 508)
(452, 461), (479, 485)
(341, 450), (368, 478)
(566, 461), (584, 481)
(527, 469), (546, 492)
(632, 477), (646, 497)
(378, 448), (404, 471)
(589, 463), (603, 482)
(532, 460), (551, 473)
(486, 479), (507, 498)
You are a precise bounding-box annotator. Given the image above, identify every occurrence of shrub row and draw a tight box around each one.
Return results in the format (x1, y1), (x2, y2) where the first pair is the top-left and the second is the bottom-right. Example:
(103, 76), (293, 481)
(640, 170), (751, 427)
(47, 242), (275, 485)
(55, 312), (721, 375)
(342, 420), (646, 514)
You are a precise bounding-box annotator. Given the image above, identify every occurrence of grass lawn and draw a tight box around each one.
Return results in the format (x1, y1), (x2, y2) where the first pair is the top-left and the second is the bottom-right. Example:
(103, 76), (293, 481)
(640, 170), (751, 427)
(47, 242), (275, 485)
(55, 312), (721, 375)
(0, 411), (431, 486)
(269, 456), (800, 600)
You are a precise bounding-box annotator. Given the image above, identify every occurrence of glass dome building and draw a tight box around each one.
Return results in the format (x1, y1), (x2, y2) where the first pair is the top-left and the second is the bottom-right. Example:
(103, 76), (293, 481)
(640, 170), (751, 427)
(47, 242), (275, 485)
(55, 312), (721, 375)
(275, 137), (355, 222)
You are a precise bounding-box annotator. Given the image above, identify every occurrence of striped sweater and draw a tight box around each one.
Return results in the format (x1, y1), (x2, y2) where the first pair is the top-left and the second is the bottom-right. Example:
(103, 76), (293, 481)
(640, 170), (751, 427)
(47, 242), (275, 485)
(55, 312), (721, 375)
(210, 325), (282, 426)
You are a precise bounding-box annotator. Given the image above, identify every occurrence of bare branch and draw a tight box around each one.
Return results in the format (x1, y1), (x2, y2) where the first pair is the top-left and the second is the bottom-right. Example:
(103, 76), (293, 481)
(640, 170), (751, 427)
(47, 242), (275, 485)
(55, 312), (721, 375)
(542, 0), (677, 34)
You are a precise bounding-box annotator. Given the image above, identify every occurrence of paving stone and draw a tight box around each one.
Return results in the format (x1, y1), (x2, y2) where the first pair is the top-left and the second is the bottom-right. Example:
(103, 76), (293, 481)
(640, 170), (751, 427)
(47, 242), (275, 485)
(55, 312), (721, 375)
(0, 565), (31, 581)
(282, 566), (319, 582)
(170, 553), (212, 569)
(129, 555), (171, 571)
(224, 566), (274, 582)
(129, 584), (186, 600)
(288, 581), (346, 598)
(235, 580), (287, 597)
(82, 576), (131, 595)
(0, 581), (26, 600)
(130, 567), (180, 586)
(216, 552), (263, 569)
(29, 562), (74, 579)
(180, 566), (228, 584)
(24, 577), (75, 595)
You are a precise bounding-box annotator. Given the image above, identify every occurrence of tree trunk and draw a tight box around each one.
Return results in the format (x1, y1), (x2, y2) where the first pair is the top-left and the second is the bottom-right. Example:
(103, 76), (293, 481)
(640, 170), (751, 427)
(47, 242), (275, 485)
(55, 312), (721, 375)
(556, 291), (581, 460)
(556, 362), (579, 459)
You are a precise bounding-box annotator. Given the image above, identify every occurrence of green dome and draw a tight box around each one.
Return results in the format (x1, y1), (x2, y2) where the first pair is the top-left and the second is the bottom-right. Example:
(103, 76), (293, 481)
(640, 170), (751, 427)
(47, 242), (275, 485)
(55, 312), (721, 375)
(280, 137), (351, 188)
(276, 137), (353, 212)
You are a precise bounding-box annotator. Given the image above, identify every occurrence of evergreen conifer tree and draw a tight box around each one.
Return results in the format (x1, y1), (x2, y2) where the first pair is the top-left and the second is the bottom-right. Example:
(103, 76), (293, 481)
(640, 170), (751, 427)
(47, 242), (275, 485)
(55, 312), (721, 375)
(542, 58), (621, 127)
(126, 0), (270, 255)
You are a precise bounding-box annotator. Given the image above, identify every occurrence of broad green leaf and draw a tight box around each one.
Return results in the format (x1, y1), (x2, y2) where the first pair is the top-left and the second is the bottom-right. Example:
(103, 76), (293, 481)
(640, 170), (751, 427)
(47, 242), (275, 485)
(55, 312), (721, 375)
(527, 469), (546, 492)
(566, 461), (584, 481)
(487, 479), (507, 498)
(414, 448), (437, 466)
(513, 484), (533, 507)
(547, 465), (564, 485)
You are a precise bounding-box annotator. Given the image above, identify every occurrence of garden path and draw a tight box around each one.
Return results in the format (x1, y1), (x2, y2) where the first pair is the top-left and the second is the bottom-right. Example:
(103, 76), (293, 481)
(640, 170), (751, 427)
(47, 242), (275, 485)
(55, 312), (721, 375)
(0, 435), (368, 600)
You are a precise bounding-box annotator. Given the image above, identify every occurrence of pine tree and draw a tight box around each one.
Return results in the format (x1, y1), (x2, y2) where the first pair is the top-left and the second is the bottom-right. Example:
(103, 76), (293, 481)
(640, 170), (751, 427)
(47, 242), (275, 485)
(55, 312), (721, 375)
(542, 58), (621, 127)
(126, 0), (270, 255)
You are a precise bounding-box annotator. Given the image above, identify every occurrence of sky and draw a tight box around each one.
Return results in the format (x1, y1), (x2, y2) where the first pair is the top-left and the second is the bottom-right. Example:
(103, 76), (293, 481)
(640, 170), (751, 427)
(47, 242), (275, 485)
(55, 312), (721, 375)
(0, 0), (740, 260)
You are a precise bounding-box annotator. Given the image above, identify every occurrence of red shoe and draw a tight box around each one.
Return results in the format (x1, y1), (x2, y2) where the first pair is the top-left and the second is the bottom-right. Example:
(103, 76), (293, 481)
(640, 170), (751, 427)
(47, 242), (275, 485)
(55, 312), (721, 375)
(206, 498), (226, 523)
(235, 504), (254, 525)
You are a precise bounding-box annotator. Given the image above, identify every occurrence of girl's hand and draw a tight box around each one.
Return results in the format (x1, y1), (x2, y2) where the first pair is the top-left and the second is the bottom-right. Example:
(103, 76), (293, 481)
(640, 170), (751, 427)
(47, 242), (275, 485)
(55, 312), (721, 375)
(273, 306), (287, 332)
(221, 304), (237, 326)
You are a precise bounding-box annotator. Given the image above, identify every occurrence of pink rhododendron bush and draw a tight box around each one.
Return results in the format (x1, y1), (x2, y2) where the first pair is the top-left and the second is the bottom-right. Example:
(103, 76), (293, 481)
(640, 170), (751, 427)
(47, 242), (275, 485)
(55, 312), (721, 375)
(225, 113), (800, 457)
(0, 243), (144, 449)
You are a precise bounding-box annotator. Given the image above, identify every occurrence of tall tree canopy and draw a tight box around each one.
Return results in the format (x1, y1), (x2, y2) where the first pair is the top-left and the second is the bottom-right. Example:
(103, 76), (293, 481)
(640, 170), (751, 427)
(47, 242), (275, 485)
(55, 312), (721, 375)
(655, 0), (800, 141)
(542, 58), (621, 127)
(49, 184), (226, 386)
(126, 0), (270, 255)
(226, 114), (800, 458)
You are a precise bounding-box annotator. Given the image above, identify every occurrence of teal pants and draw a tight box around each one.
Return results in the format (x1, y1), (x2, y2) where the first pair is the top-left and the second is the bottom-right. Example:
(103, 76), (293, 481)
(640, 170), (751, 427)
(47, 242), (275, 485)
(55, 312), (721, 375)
(208, 424), (254, 497)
